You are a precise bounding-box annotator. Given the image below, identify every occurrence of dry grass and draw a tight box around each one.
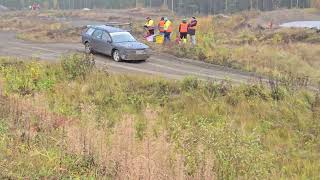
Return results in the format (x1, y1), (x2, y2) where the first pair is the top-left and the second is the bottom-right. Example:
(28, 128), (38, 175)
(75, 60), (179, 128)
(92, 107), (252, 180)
(0, 84), (211, 179)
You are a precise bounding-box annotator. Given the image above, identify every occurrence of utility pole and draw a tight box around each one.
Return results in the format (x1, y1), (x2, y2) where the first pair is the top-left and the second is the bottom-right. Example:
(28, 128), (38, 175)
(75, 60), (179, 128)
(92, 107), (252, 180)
(172, 0), (174, 11)
(225, 0), (228, 12)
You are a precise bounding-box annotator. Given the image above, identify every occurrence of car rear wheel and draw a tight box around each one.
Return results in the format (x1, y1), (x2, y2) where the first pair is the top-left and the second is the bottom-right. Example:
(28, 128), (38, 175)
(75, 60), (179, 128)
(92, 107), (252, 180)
(112, 50), (121, 62)
(85, 42), (92, 54)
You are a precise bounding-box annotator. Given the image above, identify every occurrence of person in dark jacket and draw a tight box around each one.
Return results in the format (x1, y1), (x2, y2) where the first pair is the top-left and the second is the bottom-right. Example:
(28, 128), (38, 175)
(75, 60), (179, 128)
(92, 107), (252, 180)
(188, 17), (197, 45)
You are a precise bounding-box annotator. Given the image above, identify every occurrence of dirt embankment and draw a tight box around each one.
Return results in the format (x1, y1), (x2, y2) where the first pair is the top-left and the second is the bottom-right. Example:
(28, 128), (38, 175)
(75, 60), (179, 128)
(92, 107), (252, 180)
(40, 8), (174, 23)
(0, 12), (81, 43)
(250, 8), (320, 27)
(0, 8), (173, 43)
(0, 4), (9, 12)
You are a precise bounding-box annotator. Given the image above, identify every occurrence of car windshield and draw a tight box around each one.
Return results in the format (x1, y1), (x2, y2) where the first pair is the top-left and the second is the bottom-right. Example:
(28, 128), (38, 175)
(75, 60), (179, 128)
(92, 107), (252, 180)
(110, 32), (136, 43)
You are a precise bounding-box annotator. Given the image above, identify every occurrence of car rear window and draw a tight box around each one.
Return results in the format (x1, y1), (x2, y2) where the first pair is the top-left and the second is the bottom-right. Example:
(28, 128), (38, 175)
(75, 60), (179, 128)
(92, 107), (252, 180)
(86, 28), (95, 36)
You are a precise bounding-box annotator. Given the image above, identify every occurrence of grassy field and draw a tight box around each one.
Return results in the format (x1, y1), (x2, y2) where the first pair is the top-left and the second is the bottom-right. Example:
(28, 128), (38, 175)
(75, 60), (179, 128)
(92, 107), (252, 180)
(0, 54), (319, 179)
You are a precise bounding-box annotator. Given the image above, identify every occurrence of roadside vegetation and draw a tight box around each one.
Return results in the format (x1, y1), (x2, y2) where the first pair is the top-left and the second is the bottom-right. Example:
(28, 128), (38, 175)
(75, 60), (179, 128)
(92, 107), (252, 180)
(138, 10), (320, 85)
(0, 54), (319, 179)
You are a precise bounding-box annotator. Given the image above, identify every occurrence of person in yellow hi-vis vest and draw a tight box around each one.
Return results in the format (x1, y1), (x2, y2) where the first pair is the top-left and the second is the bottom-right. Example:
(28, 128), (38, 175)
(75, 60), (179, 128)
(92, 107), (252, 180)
(144, 17), (155, 36)
(163, 17), (172, 43)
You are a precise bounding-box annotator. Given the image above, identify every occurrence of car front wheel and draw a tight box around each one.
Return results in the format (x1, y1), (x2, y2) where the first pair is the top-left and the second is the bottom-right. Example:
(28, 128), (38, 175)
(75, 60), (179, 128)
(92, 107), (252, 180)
(112, 50), (121, 62)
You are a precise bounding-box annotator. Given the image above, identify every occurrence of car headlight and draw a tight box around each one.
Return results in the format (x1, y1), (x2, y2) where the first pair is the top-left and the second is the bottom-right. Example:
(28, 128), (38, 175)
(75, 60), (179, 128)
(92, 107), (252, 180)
(145, 48), (152, 54)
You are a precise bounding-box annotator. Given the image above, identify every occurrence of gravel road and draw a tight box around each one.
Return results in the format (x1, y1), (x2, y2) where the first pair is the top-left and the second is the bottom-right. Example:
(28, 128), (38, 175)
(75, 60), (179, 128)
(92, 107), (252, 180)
(0, 31), (258, 83)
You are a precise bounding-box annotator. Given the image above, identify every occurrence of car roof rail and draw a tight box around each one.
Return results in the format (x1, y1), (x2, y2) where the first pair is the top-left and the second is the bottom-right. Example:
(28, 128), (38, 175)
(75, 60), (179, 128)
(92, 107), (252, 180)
(105, 22), (132, 32)
(86, 22), (132, 32)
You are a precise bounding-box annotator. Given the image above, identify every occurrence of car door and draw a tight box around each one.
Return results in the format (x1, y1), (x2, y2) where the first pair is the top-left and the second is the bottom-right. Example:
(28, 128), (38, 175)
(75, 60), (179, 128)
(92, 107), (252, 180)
(100, 31), (113, 55)
(91, 29), (103, 53)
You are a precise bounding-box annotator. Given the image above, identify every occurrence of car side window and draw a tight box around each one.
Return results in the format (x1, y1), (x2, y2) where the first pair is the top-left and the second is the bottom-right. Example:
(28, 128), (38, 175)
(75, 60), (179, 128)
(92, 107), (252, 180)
(102, 32), (111, 42)
(85, 28), (95, 36)
(92, 29), (103, 39)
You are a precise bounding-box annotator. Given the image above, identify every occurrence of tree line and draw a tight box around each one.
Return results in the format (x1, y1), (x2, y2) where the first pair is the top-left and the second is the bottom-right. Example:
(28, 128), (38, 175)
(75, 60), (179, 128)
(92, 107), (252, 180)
(1, 0), (320, 14)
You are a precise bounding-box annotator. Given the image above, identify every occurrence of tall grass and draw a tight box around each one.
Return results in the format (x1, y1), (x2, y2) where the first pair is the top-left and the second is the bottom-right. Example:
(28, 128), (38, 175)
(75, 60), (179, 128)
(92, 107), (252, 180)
(0, 55), (319, 179)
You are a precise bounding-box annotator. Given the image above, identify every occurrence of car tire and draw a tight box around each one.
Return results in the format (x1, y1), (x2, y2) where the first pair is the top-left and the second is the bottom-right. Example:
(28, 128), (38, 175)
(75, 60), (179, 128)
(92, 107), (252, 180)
(85, 42), (92, 54)
(112, 50), (121, 62)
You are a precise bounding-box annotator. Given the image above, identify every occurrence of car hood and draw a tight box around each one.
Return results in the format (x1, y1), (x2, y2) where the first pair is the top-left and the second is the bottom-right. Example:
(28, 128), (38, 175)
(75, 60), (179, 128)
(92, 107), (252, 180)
(113, 41), (149, 50)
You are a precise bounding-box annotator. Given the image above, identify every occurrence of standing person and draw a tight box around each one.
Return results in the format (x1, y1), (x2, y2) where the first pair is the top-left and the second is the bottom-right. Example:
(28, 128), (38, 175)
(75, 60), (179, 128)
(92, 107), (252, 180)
(32, 2), (37, 10)
(188, 16), (198, 45)
(158, 17), (165, 35)
(163, 17), (172, 43)
(268, 19), (273, 29)
(179, 18), (188, 43)
(144, 17), (155, 37)
(36, 3), (40, 10)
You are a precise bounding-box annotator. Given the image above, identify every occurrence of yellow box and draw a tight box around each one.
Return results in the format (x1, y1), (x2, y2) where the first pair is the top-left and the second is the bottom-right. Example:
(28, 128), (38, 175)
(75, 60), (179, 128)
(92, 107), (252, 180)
(155, 35), (164, 44)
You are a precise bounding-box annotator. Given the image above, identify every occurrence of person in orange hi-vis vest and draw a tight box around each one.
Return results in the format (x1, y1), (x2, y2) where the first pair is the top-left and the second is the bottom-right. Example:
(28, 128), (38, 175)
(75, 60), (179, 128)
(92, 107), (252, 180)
(158, 17), (165, 35)
(179, 18), (188, 43)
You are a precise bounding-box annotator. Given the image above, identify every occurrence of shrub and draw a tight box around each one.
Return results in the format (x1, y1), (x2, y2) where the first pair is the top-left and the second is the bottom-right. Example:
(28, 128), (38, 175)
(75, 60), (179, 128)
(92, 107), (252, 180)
(168, 114), (274, 179)
(0, 60), (56, 95)
(135, 116), (147, 141)
(181, 76), (200, 91)
(61, 53), (95, 80)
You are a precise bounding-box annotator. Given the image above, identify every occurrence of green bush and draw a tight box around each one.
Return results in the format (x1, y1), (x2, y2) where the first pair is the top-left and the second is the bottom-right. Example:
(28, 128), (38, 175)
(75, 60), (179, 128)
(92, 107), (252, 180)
(61, 53), (95, 80)
(181, 76), (200, 91)
(0, 60), (56, 95)
(135, 116), (147, 141)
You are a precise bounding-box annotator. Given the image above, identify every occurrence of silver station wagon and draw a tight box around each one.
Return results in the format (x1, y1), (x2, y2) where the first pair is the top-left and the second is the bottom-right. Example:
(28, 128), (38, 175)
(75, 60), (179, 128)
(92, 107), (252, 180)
(82, 25), (151, 62)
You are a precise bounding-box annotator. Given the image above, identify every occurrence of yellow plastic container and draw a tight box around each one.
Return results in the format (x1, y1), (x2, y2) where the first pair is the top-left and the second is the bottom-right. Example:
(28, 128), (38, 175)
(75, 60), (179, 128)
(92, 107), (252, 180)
(156, 35), (164, 44)
(182, 38), (187, 43)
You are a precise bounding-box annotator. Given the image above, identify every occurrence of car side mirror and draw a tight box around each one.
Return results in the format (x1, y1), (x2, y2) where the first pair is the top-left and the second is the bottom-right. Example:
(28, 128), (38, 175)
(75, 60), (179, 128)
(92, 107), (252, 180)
(104, 39), (111, 43)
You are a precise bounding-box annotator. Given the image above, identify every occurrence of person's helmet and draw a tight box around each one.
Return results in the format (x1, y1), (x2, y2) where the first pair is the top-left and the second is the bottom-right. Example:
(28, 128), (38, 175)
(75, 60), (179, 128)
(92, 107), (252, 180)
(161, 17), (164, 20)
(164, 17), (168, 21)
(183, 18), (187, 22)
(146, 17), (151, 20)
